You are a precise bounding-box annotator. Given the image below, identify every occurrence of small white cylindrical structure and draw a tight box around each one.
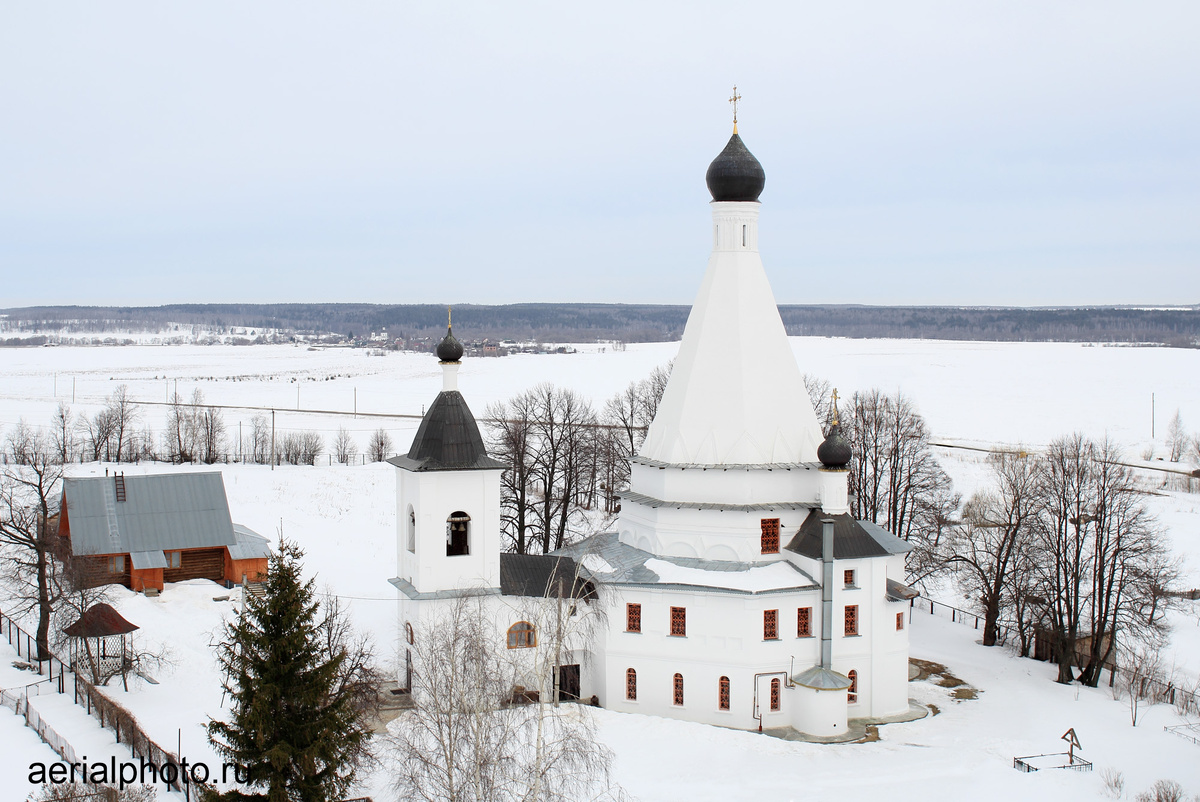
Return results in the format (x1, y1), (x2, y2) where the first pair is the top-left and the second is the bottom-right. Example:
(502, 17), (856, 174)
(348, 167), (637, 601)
(441, 362), (460, 392)
(817, 469), (850, 514)
(791, 664), (851, 736)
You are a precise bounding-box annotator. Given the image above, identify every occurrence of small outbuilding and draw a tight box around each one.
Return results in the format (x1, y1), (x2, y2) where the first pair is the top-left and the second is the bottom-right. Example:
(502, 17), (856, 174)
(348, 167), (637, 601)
(63, 603), (139, 688)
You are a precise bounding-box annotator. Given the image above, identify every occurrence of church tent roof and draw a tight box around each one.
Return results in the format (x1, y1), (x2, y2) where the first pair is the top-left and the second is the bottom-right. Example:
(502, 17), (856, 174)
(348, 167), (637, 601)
(388, 390), (506, 472)
(785, 512), (913, 561)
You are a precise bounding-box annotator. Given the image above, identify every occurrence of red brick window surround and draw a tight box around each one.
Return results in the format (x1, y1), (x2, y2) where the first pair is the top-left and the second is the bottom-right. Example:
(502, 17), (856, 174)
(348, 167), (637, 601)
(670, 606), (686, 637)
(844, 569), (856, 587)
(844, 605), (859, 637)
(626, 668), (637, 701)
(718, 676), (730, 710)
(763, 609), (779, 640)
(797, 607), (812, 638)
(760, 518), (781, 554)
(896, 611), (905, 631)
(848, 669), (858, 703)
(770, 678), (781, 711)
(626, 603), (642, 633)
(673, 673), (684, 706)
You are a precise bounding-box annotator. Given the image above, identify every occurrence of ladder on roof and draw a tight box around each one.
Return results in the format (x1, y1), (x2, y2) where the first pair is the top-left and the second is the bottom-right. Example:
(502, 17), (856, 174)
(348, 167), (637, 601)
(102, 480), (122, 549)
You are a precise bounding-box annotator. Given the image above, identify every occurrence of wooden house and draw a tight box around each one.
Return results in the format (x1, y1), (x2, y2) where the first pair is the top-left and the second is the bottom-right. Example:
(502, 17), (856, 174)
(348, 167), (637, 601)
(57, 472), (270, 593)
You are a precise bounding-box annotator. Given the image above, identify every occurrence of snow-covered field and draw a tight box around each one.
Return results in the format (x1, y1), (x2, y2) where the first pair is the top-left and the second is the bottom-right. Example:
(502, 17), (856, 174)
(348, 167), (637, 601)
(1, 338), (1199, 801)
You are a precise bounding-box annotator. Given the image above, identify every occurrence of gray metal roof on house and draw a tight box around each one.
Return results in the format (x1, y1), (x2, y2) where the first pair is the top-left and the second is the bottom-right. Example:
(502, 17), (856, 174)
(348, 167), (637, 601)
(62, 472), (237, 557)
(619, 489), (814, 513)
(553, 532), (818, 595)
(228, 524), (271, 561)
(388, 390), (506, 472)
(785, 512), (914, 561)
(130, 550), (168, 570)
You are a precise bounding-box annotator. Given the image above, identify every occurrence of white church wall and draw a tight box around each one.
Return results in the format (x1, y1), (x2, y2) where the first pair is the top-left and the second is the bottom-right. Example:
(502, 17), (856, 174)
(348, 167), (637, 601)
(629, 462), (822, 506)
(601, 585), (823, 730)
(617, 501), (813, 563)
(397, 467), (503, 595)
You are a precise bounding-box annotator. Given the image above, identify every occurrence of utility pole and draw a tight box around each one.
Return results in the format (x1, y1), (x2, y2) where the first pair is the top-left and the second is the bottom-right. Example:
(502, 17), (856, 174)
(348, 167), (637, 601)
(271, 409), (276, 471)
(72, 377), (76, 404)
(239, 421), (243, 462)
(297, 384), (300, 411)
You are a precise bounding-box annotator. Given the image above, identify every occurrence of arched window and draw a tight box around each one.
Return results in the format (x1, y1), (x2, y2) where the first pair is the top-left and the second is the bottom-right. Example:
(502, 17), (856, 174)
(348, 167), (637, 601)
(507, 621), (536, 649)
(673, 673), (684, 706)
(406, 506), (416, 553)
(848, 669), (858, 704)
(718, 676), (730, 711)
(405, 622), (414, 645)
(446, 511), (470, 556)
(626, 668), (637, 701)
(770, 678), (781, 711)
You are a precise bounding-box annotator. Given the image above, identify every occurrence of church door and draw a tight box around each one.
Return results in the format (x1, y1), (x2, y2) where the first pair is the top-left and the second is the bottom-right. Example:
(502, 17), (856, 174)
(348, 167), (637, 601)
(557, 664), (581, 701)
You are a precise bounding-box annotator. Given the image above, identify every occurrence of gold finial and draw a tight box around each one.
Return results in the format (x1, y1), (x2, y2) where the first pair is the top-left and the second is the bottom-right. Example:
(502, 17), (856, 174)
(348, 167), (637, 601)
(729, 85), (741, 134)
(831, 388), (840, 427)
(447, 306), (452, 330)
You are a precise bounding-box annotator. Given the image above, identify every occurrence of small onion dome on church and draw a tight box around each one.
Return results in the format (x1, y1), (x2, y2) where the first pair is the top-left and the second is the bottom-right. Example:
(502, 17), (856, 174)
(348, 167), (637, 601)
(436, 326), (463, 363)
(817, 423), (852, 470)
(705, 132), (766, 202)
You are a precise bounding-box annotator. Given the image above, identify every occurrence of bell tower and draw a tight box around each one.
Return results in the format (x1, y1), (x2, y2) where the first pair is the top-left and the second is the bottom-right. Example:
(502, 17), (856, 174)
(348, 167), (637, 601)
(389, 318), (506, 595)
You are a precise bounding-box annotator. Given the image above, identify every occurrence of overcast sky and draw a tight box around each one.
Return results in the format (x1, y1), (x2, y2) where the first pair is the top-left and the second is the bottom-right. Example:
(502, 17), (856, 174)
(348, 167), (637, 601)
(2, 2), (1197, 307)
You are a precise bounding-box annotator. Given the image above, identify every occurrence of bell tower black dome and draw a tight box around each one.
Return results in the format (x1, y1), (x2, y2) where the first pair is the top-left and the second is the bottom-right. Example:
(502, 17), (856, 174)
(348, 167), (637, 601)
(817, 422), (852, 470)
(705, 131), (766, 202)
(436, 326), (463, 362)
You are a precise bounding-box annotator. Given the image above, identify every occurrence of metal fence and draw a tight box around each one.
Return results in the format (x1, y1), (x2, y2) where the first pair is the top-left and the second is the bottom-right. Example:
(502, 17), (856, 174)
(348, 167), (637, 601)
(0, 608), (193, 793)
(1013, 752), (1093, 773)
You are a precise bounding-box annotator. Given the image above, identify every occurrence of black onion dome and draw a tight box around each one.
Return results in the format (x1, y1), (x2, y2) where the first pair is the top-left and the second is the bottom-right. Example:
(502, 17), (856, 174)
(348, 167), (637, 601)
(705, 132), (765, 202)
(817, 423), (852, 469)
(436, 326), (463, 362)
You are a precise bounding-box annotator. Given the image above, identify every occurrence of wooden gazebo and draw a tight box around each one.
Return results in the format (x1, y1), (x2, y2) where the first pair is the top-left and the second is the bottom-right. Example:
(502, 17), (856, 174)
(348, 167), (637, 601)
(63, 603), (139, 689)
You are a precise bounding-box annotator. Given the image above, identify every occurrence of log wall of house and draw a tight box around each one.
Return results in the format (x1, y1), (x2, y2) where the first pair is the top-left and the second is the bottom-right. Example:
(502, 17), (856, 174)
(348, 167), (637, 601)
(164, 548), (226, 584)
(77, 555), (133, 590)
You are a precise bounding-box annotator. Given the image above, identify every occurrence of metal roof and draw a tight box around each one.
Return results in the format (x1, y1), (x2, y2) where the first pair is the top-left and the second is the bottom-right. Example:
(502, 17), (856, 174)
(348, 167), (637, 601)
(499, 554), (595, 599)
(388, 390), (506, 473)
(886, 577), (920, 602)
(130, 550), (168, 570)
(619, 489), (814, 513)
(785, 512), (913, 560)
(228, 524), (271, 561)
(62, 472), (237, 557)
(553, 532), (818, 596)
(791, 665), (852, 691)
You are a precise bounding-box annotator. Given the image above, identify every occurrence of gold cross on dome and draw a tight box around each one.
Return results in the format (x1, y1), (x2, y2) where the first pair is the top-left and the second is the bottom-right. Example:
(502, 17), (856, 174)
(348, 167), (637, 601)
(831, 388), (840, 426)
(729, 86), (741, 130)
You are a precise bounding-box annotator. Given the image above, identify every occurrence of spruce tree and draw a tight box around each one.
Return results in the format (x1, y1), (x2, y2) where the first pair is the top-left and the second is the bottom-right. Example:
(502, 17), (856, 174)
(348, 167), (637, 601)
(208, 539), (368, 802)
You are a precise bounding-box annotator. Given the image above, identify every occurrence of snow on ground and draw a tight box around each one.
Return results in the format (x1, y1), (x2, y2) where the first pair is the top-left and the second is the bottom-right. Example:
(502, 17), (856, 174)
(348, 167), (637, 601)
(1, 339), (1199, 800)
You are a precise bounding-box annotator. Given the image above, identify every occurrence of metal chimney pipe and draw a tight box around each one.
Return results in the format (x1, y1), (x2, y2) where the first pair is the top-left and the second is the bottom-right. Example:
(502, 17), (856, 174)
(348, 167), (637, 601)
(821, 519), (835, 670)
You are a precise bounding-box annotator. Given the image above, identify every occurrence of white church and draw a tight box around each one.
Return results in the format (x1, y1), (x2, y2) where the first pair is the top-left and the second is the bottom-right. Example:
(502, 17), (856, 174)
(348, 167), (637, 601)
(389, 118), (920, 738)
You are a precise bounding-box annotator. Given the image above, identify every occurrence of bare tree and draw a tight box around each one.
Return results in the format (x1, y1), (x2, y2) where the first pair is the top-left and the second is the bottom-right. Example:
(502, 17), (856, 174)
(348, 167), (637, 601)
(0, 448), (65, 658)
(488, 392), (537, 554)
(1117, 641), (1165, 727)
(368, 428), (393, 463)
(1166, 410), (1187, 463)
(198, 404), (227, 464)
(945, 452), (1041, 646)
(50, 403), (75, 465)
(26, 780), (157, 802)
(317, 590), (384, 771)
(299, 430), (324, 465)
(843, 388), (959, 583)
(333, 427), (357, 465)
(250, 413), (272, 464)
(388, 592), (621, 802)
(106, 385), (139, 463)
(802, 373), (834, 429)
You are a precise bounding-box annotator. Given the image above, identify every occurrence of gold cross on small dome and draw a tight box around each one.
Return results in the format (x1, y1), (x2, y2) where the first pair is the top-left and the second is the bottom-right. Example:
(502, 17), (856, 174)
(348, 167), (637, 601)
(729, 86), (741, 133)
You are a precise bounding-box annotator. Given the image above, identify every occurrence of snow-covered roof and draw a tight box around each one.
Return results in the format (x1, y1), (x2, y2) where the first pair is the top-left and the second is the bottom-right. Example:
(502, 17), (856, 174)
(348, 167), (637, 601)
(555, 533), (818, 596)
(619, 489), (813, 513)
